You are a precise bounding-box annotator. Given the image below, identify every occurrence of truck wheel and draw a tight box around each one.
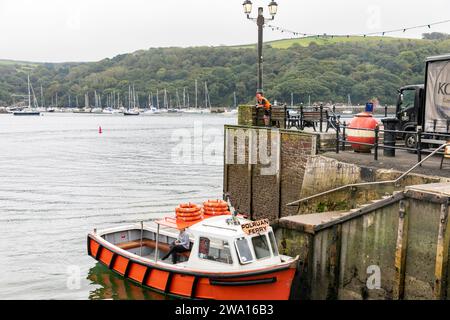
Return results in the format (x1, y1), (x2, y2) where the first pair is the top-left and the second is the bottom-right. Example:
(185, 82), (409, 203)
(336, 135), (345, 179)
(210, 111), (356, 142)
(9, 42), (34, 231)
(405, 133), (417, 152)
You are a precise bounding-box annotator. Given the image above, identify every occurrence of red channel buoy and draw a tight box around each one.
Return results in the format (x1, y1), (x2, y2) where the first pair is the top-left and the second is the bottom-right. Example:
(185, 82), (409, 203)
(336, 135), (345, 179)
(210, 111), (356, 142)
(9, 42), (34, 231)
(98, 126), (102, 134)
(347, 112), (379, 153)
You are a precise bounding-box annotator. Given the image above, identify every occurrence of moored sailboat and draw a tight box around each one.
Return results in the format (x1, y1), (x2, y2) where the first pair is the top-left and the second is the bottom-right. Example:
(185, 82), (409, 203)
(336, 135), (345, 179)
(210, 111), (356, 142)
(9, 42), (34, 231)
(13, 75), (41, 116)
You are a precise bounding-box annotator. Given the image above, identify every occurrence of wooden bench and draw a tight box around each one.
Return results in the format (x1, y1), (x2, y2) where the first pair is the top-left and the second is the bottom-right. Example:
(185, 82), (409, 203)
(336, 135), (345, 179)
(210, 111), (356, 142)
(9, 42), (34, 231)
(301, 111), (322, 131)
(117, 239), (191, 258)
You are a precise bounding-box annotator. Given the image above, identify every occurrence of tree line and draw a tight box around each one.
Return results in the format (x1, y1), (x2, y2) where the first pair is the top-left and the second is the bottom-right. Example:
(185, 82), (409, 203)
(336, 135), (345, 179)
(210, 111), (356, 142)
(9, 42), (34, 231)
(1, 33), (450, 107)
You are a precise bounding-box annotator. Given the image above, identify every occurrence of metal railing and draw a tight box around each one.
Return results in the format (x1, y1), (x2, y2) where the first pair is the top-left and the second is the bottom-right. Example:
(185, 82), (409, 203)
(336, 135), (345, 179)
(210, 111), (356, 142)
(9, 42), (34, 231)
(336, 122), (450, 162)
(286, 104), (340, 132)
(286, 143), (448, 207)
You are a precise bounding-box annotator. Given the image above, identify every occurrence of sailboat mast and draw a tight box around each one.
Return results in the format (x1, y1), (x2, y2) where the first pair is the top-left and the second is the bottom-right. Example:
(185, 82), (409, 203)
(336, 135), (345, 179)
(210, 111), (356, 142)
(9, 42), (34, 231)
(40, 85), (44, 108)
(176, 89), (180, 109)
(187, 90), (190, 109)
(164, 89), (167, 109)
(195, 79), (198, 109)
(156, 89), (159, 109)
(204, 82), (207, 110)
(27, 75), (31, 108)
(128, 85), (131, 109)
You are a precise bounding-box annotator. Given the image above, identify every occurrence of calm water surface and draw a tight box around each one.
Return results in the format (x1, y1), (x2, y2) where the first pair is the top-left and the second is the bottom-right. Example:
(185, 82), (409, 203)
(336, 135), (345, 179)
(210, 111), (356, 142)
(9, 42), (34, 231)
(0, 113), (236, 299)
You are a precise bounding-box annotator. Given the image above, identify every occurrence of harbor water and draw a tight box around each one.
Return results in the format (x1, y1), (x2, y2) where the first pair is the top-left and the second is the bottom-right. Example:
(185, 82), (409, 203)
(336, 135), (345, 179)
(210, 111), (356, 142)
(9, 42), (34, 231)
(0, 113), (236, 299)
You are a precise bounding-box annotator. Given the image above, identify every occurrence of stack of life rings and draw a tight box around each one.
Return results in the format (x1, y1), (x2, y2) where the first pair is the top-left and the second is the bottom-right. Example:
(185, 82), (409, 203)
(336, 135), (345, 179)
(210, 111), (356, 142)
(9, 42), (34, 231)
(202, 200), (231, 217)
(175, 203), (203, 222)
(175, 200), (232, 222)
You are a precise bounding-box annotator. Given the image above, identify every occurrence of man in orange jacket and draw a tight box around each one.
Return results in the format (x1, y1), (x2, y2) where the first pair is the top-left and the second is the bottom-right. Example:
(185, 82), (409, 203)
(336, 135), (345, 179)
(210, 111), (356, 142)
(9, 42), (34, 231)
(256, 91), (272, 127)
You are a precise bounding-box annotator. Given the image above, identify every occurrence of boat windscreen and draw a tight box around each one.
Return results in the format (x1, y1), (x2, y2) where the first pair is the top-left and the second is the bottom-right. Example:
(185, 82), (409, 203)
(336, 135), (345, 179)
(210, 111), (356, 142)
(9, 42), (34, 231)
(268, 231), (279, 256)
(251, 235), (271, 260)
(235, 238), (254, 264)
(198, 237), (233, 264)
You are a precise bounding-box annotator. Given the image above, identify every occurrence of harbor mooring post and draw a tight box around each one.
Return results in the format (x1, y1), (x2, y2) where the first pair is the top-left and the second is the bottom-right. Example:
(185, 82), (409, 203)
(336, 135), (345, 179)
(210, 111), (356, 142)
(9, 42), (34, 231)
(374, 125), (379, 161)
(381, 117), (399, 157)
(342, 121), (346, 151)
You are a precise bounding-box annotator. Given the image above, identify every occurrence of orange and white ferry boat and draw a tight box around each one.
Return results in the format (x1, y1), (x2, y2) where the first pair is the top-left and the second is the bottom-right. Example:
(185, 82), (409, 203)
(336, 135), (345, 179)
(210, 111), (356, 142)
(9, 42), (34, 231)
(87, 199), (298, 300)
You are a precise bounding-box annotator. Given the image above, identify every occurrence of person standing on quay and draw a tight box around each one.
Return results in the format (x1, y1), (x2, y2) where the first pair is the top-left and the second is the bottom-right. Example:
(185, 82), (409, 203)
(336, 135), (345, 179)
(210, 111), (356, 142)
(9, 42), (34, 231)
(256, 91), (272, 127)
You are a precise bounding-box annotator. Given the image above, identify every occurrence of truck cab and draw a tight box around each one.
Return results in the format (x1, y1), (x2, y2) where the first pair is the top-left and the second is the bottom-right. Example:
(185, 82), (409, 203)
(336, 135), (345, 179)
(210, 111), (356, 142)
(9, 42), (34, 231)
(395, 84), (425, 148)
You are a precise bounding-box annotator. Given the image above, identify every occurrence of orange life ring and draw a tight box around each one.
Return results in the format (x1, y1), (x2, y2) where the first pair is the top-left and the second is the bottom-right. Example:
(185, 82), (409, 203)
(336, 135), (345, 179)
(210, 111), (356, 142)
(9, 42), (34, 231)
(179, 203), (197, 208)
(176, 215), (203, 222)
(176, 211), (202, 218)
(203, 200), (228, 208)
(204, 211), (231, 216)
(203, 205), (229, 212)
(176, 204), (201, 214)
(203, 208), (229, 215)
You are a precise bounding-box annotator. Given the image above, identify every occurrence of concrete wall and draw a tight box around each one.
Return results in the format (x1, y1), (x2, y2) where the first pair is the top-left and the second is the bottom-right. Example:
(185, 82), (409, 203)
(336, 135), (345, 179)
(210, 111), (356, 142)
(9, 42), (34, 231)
(276, 187), (450, 300)
(296, 155), (449, 215)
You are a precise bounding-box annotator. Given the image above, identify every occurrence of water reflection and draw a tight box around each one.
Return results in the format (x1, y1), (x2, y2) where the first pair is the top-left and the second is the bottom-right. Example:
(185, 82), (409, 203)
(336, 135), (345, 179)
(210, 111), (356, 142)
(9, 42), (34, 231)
(87, 263), (173, 300)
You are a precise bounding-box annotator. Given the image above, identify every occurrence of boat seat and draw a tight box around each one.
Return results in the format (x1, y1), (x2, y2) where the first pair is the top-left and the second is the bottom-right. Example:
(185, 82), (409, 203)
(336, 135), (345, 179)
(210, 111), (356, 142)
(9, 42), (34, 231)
(117, 239), (191, 258)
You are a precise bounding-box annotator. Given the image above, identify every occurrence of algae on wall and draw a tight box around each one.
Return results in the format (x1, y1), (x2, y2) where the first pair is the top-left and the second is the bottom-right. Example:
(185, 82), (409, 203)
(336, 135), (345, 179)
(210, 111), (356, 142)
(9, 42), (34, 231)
(403, 199), (441, 299)
(300, 156), (361, 198)
(277, 184), (450, 300)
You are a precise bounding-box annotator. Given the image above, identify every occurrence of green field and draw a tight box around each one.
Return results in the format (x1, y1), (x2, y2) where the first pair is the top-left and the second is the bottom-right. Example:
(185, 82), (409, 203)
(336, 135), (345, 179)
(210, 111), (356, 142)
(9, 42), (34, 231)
(235, 35), (429, 49)
(0, 59), (39, 67)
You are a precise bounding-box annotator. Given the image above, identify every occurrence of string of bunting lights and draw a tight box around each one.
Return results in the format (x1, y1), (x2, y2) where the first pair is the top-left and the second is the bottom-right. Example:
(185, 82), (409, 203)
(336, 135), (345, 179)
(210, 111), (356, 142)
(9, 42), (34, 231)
(260, 19), (450, 39)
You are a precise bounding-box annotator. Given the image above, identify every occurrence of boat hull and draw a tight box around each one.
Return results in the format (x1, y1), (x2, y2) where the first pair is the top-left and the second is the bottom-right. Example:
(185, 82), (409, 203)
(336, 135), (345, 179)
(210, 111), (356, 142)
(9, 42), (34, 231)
(87, 234), (297, 300)
(13, 112), (41, 116)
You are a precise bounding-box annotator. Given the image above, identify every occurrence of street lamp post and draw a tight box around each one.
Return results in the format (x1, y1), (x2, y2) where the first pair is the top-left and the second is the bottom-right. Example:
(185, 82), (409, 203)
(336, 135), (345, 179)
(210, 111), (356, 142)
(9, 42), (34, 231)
(243, 0), (278, 93)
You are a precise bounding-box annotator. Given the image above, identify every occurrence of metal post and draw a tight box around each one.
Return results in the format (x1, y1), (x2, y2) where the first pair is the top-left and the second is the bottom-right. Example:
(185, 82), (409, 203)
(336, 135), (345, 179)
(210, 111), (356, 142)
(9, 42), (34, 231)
(139, 221), (144, 256)
(300, 104), (304, 130)
(374, 125), (379, 161)
(336, 122), (340, 154)
(342, 121), (346, 151)
(256, 7), (264, 92)
(319, 103), (323, 132)
(385, 105), (388, 117)
(154, 223), (160, 262)
(417, 126), (422, 164)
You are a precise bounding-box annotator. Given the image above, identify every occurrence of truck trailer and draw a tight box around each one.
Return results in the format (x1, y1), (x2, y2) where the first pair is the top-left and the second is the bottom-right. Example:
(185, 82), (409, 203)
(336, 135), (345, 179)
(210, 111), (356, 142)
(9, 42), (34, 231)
(395, 54), (450, 149)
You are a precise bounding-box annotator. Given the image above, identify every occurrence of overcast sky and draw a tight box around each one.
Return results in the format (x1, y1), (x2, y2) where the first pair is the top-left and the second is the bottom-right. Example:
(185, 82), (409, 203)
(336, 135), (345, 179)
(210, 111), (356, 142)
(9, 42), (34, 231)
(1, 0), (449, 62)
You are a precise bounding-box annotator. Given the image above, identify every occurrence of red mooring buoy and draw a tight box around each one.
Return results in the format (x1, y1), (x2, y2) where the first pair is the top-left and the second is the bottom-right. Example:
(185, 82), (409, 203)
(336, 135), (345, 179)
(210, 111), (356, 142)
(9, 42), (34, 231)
(347, 112), (378, 153)
(98, 126), (102, 134)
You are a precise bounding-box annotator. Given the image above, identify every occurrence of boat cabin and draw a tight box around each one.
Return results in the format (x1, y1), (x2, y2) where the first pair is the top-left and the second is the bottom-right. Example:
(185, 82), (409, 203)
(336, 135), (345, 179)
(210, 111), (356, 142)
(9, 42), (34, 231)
(98, 215), (284, 271)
